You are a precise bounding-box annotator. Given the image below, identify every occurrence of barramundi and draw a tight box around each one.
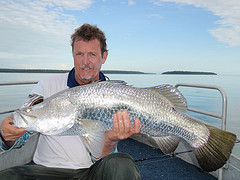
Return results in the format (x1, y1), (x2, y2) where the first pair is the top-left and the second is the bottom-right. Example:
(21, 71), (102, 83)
(12, 81), (236, 172)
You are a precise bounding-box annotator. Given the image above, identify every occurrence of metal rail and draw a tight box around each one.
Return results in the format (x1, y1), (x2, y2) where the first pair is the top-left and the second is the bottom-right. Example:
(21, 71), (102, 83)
(0, 81), (38, 86)
(0, 81), (229, 127)
(175, 83), (227, 131)
(0, 81), (38, 115)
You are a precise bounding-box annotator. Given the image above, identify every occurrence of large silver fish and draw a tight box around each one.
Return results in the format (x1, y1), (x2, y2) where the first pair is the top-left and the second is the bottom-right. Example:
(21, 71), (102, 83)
(12, 81), (236, 172)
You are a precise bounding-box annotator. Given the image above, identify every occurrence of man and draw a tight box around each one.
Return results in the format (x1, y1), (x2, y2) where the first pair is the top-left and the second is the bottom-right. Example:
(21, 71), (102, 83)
(0, 24), (141, 179)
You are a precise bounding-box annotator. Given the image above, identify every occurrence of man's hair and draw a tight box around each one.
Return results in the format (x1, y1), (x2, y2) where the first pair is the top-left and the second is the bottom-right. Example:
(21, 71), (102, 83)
(71, 24), (107, 56)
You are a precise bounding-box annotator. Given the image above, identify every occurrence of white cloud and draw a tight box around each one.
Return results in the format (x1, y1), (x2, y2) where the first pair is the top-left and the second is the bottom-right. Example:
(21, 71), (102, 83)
(150, 0), (240, 46)
(0, 0), (93, 35)
(0, 0), (93, 68)
(0, 0), (92, 54)
(149, 0), (163, 6)
(51, 0), (93, 10)
(128, 0), (136, 6)
(147, 14), (163, 19)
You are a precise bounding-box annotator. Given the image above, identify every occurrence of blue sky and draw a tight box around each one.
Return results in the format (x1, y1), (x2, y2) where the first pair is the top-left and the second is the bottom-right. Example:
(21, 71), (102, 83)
(0, 0), (240, 75)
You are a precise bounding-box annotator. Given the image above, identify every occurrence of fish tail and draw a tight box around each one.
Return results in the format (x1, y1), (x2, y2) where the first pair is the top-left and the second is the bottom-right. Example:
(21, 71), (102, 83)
(194, 124), (236, 172)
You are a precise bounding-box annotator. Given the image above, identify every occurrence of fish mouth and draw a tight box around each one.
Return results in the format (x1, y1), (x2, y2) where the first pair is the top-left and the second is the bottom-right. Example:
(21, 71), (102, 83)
(18, 111), (30, 126)
(12, 110), (29, 127)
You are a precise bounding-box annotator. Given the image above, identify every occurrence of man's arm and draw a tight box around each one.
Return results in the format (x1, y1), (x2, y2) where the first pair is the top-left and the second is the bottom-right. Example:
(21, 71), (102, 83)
(98, 110), (141, 158)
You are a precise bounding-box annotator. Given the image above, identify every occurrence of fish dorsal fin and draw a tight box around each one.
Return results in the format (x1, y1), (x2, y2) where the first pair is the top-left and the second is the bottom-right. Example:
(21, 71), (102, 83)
(93, 80), (127, 84)
(145, 84), (187, 113)
(84, 80), (127, 87)
(106, 80), (127, 85)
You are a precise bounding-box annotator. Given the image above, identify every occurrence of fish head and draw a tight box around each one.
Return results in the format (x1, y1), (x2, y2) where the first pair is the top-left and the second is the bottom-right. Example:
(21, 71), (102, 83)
(12, 102), (49, 131)
(12, 98), (76, 134)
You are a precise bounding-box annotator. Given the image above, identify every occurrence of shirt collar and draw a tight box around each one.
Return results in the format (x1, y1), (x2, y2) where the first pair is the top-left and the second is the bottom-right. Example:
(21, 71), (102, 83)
(67, 68), (106, 88)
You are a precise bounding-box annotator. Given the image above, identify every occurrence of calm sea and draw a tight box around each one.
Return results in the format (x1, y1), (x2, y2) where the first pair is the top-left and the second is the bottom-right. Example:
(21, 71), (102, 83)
(0, 73), (239, 157)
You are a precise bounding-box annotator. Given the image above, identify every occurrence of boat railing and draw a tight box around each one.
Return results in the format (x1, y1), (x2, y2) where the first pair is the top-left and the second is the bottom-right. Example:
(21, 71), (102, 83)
(175, 83), (227, 130)
(0, 81), (38, 115)
(0, 81), (228, 118)
(175, 83), (237, 180)
(175, 83), (239, 142)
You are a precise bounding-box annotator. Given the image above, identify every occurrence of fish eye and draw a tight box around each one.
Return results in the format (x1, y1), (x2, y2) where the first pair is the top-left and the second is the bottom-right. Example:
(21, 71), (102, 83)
(25, 108), (31, 113)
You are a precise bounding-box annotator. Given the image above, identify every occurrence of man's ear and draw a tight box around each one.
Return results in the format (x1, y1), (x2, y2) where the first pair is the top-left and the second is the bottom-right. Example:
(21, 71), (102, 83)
(102, 51), (108, 64)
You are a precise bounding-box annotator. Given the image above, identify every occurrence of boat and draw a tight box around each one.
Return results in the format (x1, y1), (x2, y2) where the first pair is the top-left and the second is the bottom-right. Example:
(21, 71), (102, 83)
(0, 81), (239, 179)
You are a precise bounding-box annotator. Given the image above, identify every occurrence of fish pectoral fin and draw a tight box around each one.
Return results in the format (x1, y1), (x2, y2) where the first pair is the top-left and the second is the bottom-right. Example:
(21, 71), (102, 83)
(56, 123), (86, 136)
(82, 132), (105, 158)
(80, 119), (108, 133)
(152, 135), (180, 154)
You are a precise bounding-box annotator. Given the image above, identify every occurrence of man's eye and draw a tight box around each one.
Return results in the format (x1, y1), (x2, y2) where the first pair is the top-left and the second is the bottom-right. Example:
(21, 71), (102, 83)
(91, 53), (96, 57)
(74, 52), (82, 56)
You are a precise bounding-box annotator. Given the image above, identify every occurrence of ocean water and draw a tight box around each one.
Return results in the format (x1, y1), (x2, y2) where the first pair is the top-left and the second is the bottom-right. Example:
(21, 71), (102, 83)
(0, 73), (239, 157)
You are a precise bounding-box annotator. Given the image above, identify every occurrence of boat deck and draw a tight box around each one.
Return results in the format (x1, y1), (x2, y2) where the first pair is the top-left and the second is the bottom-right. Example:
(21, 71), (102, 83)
(118, 138), (216, 180)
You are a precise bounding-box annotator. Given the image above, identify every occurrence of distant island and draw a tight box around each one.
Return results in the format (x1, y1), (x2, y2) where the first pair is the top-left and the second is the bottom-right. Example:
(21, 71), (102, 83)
(162, 71), (217, 75)
(103, 70), (151, 74)
(0, 68), (152, 74)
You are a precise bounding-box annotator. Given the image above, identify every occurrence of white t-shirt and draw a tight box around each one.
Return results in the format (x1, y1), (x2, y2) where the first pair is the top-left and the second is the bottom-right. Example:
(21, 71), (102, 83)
(31, 73), (104, 169)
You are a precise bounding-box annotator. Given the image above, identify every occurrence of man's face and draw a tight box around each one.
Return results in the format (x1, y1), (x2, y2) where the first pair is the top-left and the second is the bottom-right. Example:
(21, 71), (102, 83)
(73, 38), (108, 85)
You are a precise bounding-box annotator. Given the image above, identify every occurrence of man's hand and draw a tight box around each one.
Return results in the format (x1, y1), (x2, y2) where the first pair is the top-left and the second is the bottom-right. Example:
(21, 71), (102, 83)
(107, 110), (140, 142)
(0, 116), (26, 147)
(100, 110), (141, 158)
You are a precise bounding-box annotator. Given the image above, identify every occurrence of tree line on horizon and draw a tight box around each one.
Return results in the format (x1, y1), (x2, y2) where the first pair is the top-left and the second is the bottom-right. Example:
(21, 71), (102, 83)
(0, 68), (148, 74)
(162, 71), (217, 75)
(0, 68), (217, 75)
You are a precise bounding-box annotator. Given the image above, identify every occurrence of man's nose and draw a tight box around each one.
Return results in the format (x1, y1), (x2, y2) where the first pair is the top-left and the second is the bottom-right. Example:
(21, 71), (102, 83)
(82, 54), (90, 65)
